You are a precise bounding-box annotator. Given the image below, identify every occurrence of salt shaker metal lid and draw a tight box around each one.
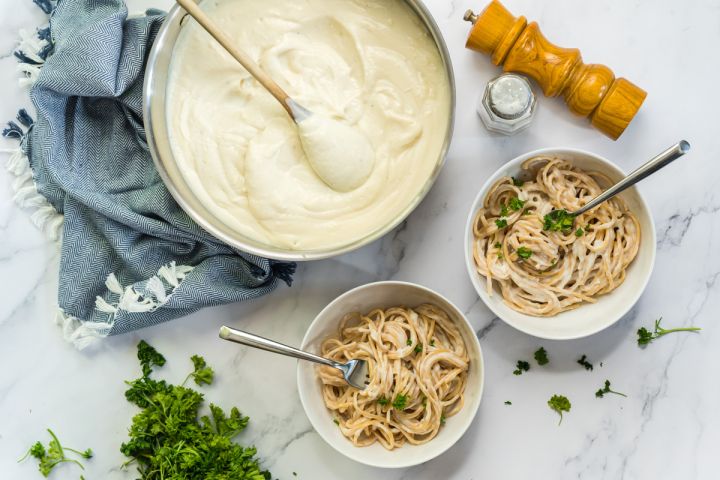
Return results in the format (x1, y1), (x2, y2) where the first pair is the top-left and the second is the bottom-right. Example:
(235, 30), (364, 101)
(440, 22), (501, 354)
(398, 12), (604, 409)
(477, 73), (536, 135)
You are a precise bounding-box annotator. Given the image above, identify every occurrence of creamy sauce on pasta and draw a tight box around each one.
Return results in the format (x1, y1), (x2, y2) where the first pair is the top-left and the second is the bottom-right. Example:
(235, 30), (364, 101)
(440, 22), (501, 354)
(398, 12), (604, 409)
(166, 0), (450, 250)
(472, 157), (641, 316)
(319, 304), (469, 449)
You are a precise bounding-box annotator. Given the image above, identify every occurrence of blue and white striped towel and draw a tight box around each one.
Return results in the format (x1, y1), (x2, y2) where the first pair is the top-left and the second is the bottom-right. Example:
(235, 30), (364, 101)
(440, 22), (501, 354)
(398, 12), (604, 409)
(2, 0), (295, 349)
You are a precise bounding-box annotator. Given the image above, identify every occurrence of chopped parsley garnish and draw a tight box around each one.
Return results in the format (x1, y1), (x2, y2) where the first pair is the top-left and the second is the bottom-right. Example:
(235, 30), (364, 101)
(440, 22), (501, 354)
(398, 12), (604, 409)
(392, 394), (408, 410)
(577, 354), (593, 371)
(548, 395), (571, 425)
(512, 177), (524, 187)
(513, 360), (530, 375)
(595, 379), (627, 398)
(377, 396), (389, 406)
(406, 338), (412, 346)
(495, 218), (508, 229)
(504, 401), (512, 405)
(575, 227), (584, 237)
(497, 252), (504, 260)
(19, 429), (92, 477)
(508, 197), (525, 211)
(522, 208), (531, 215)
(534, 347), (549, 365)
(440, 415), (446, 425)
(333, 418), (340, 425)
(414, 343), (423, 354)
(494, 242), (502, 249)
(637, 317), (701, 346)
(543, 209), (574, 232)
(500, 204), (509, 217)
(516, 247), (533, 259)
(430, 339), (435, 347)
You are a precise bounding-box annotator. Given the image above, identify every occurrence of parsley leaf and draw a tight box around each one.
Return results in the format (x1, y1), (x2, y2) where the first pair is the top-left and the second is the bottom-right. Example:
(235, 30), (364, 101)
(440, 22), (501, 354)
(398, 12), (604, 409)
(543, 209), (575, 232)
(513, 360), (530, 375)
(494, 242), (502, 249)
(548, 395), (571, 425)
(377, 396), (389, 406)
(414, 343), (423, 354)
(495, 218), (508, 229)
(504, 401), (512, 405)
(534, 347), (549, 365)
(137, 340), (166, 378)
(516, 247), (533, 259)
(184, 354), (214, 386)
(508, 197), (525, 211)
(595, 379), (627, 398)
(575, 227), (584, 237)
(577, 354), (593, 371)
(500, 204), (509, 217)
(406, 338), (412, 346)
(637, 317), (701, 346)
(512, 177), (524, 187)
(392, 394), (408, 410)
(440, 415), (446, 425)
(19, 429), (91, 477)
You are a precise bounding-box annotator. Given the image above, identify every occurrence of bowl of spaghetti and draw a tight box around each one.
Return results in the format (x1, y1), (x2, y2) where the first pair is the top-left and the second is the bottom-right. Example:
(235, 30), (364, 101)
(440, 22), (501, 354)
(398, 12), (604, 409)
(465, 148), (656, 340)
(297, 281), (484, 468)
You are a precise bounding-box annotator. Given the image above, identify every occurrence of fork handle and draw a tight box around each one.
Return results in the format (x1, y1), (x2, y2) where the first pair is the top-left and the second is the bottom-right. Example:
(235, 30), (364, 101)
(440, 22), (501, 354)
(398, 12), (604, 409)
(219, 325), (337, 368)
(573, 141), (690, 216)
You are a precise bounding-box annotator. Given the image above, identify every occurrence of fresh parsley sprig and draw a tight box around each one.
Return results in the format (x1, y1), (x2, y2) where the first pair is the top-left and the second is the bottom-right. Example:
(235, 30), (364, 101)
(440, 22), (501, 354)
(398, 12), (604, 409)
(121, 341), (270, 480)
(548, 395), (571, 425)
(595, 380), (627, 398)
(183, 354), (214, 386)
(19, 429), (92, 477)
(637, 317), (701, 346)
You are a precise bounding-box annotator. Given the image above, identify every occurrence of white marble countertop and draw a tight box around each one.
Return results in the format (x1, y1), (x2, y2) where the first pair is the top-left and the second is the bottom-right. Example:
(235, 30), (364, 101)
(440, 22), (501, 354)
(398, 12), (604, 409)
(1, 0), (719, 478)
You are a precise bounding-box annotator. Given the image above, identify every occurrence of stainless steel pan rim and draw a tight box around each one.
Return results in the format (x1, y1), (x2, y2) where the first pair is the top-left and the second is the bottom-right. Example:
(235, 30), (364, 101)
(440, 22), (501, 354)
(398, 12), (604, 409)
(143, 0), (456, 261)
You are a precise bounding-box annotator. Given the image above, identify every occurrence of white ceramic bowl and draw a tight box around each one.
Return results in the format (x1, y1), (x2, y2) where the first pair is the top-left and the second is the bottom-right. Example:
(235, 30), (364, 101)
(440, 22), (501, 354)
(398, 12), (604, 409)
(297, 281), (484, 468)
(464, 148), (656, 340)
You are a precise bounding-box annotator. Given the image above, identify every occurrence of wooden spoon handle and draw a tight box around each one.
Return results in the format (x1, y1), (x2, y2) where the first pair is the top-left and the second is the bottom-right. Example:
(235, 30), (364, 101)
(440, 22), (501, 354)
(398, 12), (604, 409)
(176, 0), (294, 117)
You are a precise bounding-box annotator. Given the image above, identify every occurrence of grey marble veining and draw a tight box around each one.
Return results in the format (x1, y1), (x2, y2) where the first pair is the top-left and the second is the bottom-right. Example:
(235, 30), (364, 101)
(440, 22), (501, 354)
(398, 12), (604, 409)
(1, 0), (719, 479)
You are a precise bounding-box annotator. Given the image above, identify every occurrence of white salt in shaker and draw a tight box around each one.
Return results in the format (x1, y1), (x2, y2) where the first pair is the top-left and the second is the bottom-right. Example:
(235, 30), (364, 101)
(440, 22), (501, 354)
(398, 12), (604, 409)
(477, 73), (536, 135)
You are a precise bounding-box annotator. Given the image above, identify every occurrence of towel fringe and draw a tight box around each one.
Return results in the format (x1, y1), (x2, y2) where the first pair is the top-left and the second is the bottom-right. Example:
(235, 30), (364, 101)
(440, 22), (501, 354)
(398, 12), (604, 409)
(15, 27), (52, 88)
(0, 142), (63, 240)
(55, 309), (112, 351)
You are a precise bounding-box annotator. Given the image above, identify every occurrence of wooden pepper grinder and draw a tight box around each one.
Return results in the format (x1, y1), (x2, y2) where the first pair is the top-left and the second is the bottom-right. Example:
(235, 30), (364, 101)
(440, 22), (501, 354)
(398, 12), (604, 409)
(463, 1), (646, 140)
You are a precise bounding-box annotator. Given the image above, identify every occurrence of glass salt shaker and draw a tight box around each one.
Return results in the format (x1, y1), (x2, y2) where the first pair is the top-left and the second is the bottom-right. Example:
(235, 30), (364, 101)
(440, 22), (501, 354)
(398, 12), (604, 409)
(477, 73), (536, 135)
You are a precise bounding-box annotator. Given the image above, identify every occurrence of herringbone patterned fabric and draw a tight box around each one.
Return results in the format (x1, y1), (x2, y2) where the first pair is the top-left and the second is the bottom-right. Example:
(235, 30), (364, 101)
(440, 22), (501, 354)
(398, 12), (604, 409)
(8, 0), (295, 339)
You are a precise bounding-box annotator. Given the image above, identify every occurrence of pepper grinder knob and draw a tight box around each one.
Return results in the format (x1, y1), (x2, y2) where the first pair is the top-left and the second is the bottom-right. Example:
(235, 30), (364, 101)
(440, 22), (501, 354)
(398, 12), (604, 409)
(463, 0), (646, 140)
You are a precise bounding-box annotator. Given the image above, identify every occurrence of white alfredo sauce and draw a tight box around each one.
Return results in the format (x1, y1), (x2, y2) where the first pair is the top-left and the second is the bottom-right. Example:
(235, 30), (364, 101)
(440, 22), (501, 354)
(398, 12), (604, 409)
(166, 0), (450, 250)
